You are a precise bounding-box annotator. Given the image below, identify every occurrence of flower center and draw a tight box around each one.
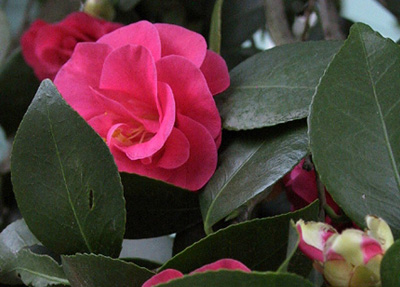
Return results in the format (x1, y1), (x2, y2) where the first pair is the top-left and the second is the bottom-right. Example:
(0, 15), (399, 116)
(112, 125), (151, 146)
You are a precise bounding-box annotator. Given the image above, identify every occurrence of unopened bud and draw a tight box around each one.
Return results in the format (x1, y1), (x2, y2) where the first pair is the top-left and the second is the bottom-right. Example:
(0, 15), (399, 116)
(83, 0), (115, 21)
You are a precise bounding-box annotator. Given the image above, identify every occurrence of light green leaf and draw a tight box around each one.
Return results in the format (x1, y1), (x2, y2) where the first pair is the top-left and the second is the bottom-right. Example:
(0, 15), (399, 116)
(309, 23), (400, 236)
(157, 271), (312, 287)
(11, 80), (126, 256)
(200, 121), (308, 233)
(0, 220), (69, 286)
(62, 253), (154, 287)
(160, 202), (318, 273)
(216, 41), (342, 130)
(381, 239), (400, 287)
(209, 0), (224, 54)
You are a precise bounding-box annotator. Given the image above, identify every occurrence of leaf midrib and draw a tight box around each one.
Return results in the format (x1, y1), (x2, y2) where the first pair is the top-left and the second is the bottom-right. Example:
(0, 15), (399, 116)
(358, 28), (400, 190)
(9, 266), (70, 285)
(46, 103), (93, 253)
(205, 139), (266, 230)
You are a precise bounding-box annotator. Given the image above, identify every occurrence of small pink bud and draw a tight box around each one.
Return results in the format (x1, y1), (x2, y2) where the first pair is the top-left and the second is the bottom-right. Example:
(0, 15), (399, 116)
(297, 215), (393, 287)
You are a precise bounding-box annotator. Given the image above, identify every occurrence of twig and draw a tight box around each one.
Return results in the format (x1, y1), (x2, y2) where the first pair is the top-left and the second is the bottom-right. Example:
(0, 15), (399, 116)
(264, 0), (295, 45)
(301, 0), (316, 41)
(315, 169), (326, 221)
(317, 0), (345, 40)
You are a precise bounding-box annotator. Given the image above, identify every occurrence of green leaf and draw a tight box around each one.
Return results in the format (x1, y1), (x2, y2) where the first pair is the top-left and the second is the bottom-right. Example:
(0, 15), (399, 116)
(122, 173), (202, 239)
(0, 9), (10, 65)
(216, 41), (343, 130)
(277, 221), (300, 273)
(381, 239), (400, 287)
(221, 0), (265, 48)
(200, 121), (308, 232)
(0, 49), (40, 135)
(157, 271), (312, 287)
(11, 80), (126, 256)
(209, 0), (223, 54)
(160, 202), (318, 273)
(62, 253), (154, 287)
(0, 220), (69, 286)
(309, 23), (400, 236)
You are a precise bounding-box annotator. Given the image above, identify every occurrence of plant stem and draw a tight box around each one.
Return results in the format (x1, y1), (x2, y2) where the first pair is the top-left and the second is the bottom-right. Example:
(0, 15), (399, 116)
(301, 0), (316, 41)
(264, 0), (295, 45)
(317, 0), (345, 40)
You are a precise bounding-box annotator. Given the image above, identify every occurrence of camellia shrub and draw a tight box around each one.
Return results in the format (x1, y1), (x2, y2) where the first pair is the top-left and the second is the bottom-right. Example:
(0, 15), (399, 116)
(0, 1), (399, 287)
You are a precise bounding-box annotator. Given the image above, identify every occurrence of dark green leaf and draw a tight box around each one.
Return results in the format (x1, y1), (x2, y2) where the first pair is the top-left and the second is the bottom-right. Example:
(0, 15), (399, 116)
(11, 80), (126, 256)
(0, 220), (69, 286)
(122, 173), (201, 239)
(0, 10), (10, 65)
(158, 271), (312, 287)
(277, 221), (299, 273)
(309, 23), (400, 236)
(381, 239), (400, 287)
(221, 0), (265, 48)
(216, 41), (343, 130)
(160, 202), (318, 273)
(209, 0), (223, 54)
(62, 253), (154, 287)
(0, 49), (40, 135)
(200, 121), (308, 232)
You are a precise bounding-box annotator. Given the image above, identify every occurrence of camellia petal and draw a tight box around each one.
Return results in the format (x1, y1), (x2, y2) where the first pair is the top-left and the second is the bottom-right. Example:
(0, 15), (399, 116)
(200, 50), (230, 95)
(297, 220), (337, 262)
(165, 114), (218, 191)
(142, 269), (183, 287)
(54, 42), (112, 119)
(366, 215), (394, 252)
(191, 259), (251, 274)
(155, 128), (190, 169)
(99, 44), (157, 107)
(98, 21), (162, 61)
(324, 229), (383, 266)
(155, 23), (207, 67)
(156, 55), (221, 143)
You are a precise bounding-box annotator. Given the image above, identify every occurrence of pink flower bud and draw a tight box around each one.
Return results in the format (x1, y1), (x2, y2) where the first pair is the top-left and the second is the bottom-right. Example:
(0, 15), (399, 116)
(296, 216), (393, 287)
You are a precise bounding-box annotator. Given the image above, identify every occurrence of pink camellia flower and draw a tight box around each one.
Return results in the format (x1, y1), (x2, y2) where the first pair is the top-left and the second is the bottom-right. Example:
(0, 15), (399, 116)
(54, 21), (230, 191)
(142, 259), (251, 287)
(296, 216), (394, 287)
(21, 12), (122, 80)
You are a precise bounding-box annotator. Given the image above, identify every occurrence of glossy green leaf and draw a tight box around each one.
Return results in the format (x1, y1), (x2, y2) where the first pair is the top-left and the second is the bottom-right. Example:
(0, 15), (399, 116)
(11, 80), (126, 256)
(216, 41), (343, 130)
(0, 49), (39, 135)
(0, 9), (10, 65)
(381, 239), (400, 287)
(157, 271), (312, 287)
(209, 0), (223, 54)
(62, 253), (154, 287)
(160, 202), (318, 273)
(200, 121), (308, 232)
(0, 220), (69, 286)
(277, 221), (299, 273)
(122, 173), (202, 239)
(309, 23), (400, 236)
